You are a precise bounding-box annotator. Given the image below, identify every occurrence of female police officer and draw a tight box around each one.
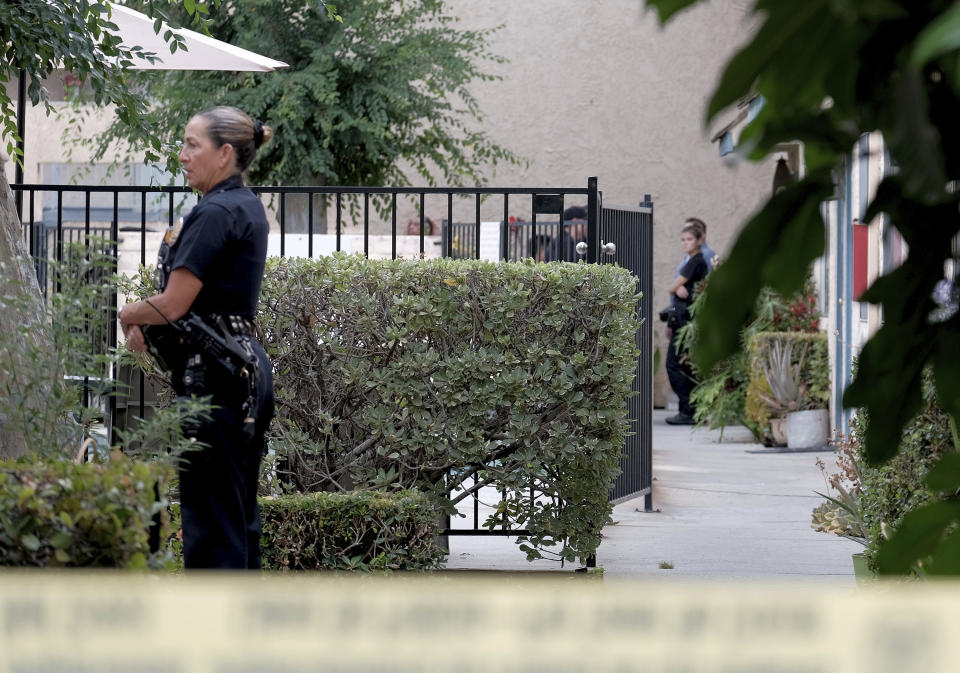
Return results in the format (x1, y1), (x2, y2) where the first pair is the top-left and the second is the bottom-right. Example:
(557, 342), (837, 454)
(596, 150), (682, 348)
(119, 106), (275, 569)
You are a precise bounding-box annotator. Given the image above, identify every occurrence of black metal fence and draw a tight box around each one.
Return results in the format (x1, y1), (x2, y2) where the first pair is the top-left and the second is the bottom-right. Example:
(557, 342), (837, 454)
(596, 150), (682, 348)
(600, 197), (654, 509)
(11, 178), (653, 546)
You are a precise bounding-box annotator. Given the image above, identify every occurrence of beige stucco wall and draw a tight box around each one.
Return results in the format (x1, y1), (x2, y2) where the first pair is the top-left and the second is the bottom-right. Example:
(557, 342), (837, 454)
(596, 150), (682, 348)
(443, 0), (777, 404)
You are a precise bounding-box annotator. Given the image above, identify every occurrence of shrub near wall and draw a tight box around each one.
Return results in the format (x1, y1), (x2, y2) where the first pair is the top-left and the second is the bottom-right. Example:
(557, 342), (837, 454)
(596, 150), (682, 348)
(257, 255), (640, 564)
(0, 454), (170, 568)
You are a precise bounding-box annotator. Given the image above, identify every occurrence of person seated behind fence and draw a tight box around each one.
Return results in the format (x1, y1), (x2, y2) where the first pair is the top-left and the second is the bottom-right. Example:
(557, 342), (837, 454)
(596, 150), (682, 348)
(544, 205), (588, 262)
(535, 233), (554, 262)
(664, 219), (709, 426)
(406, 216), (435, 236)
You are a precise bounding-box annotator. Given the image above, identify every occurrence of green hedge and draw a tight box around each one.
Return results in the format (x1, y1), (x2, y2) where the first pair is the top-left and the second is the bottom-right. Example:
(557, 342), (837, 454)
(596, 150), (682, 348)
(259, 490), (445, 571)
(0, 454), (170, 568)
(744, 331), (829, 445)
(257, 254), (640, 564)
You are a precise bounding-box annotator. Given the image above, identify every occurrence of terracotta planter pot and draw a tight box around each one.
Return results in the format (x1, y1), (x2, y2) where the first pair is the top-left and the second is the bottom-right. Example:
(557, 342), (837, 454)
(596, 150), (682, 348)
(785, 408), (829, 449)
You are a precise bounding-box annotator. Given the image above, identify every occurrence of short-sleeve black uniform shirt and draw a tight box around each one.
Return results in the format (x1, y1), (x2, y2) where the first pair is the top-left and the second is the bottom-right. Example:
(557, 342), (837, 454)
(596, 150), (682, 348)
(168, 174), (268, 318)
(677, 252), (708, 309)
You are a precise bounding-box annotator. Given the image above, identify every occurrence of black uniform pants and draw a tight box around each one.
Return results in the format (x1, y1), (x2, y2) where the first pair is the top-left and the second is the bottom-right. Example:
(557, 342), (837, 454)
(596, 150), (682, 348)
(177, 339), (274, 569)
(665, 326), (697, 419)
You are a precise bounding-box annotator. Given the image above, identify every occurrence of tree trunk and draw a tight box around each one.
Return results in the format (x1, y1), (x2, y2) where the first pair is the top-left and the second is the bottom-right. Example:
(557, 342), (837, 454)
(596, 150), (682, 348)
(0, 165), (47, 458)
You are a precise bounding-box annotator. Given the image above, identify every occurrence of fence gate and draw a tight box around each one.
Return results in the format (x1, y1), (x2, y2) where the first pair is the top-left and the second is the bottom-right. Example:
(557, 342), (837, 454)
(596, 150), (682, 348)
(598, 196), (654, 509)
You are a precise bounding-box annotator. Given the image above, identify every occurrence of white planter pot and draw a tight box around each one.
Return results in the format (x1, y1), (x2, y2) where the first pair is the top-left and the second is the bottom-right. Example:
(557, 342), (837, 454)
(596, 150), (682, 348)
(785, 409), (829, 449)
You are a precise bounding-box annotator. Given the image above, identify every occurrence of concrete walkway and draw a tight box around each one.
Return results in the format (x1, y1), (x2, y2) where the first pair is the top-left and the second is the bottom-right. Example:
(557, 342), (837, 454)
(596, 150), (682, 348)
(445, 409), (862, 580)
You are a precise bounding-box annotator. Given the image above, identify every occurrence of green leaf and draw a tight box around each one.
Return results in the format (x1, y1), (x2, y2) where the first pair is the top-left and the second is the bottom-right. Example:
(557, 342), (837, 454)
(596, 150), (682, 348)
(706, 0), (829, 122)
(184, 0), (197, 16)
(933, 328), (960, 423)
(885, 70), (946, 200)
(51, 532), (73, 550)
(925, 528), (960, 575)
(20, 534), (40, 551)
(911, 1), (960, 67)
(694, 171), (831, 373)
(876, 501), (960, 575)
(643, 0), (701, 24)
(925, 453), (960, 493)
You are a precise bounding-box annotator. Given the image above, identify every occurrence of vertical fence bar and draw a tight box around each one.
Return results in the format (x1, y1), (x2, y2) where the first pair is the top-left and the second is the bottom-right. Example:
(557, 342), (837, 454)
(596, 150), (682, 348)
(501, 195), (509, 261)
(446, 193), (453, 258)
(14, 69), (25, 220)
(363, 193), (370, 258)
(586, 177), (599, 264)
(139, 192), (147, 422)
(531, 197), (538, 261)
(419, 192), (426, 257)
(28, 189), (35, 265)
(391, 193), (398, 260)
(279, 193), (286, 258)
(475, 193), (481, 260)
(336, 192), (342, 252)
(308, 193), (314, 259)
(55, 191), (63, 293)
(642, 198), (654, 511)
(108, 192), (120, 447)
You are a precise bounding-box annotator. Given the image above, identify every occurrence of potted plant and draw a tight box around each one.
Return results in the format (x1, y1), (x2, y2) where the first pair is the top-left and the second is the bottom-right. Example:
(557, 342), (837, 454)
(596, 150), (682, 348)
(810, 436), (874, 582)
(749, 332), (830, 449)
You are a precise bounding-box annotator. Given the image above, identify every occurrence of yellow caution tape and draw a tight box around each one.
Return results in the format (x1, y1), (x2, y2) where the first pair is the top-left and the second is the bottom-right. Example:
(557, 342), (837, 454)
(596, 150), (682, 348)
(0, 573), (956, 672)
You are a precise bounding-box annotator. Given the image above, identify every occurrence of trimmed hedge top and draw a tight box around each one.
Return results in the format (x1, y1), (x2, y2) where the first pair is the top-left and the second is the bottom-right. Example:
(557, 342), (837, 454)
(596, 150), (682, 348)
(259, 489), (445, 571)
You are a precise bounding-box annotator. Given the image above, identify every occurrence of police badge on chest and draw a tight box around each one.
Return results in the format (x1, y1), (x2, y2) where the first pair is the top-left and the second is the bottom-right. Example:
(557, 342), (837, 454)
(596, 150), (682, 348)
(154, 216), (184, 291)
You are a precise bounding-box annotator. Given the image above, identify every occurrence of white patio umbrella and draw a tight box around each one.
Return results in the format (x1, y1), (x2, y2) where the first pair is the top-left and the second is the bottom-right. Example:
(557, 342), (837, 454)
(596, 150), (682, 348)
(107, 3), (288, 71)
(12, 1), (288, 184)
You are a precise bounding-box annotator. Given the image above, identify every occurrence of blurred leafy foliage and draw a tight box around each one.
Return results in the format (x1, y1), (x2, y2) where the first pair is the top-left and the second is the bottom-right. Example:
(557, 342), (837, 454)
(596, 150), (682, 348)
(646, 0), (960, 572)
(253, 255), (638, 565)
(0, 452), (172, 568)
(857, 374), (959, 576)
(87, 0), (521, 191)
(259, 489), (445, 571)
(0, 238), (210, 466)
(0, 242), (114, 457)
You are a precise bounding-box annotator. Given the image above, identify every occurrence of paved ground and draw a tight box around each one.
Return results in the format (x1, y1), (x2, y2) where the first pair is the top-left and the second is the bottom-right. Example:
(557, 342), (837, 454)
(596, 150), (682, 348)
(445, 409), (861, 581)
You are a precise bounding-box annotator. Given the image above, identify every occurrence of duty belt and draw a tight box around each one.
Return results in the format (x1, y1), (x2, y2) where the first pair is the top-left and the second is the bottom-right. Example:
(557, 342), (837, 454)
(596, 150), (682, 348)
(209, 313), (256, 338)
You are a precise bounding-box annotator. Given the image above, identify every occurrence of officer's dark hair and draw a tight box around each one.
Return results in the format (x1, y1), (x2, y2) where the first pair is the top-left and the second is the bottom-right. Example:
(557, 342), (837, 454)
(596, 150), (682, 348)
(563, 205), (587, 221)
(195, 106), (273, 173)
(681, 221), (705, 240)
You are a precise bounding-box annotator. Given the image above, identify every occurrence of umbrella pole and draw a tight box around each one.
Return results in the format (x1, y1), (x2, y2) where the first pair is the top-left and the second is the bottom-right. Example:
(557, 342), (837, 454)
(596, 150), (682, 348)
(14, 69), (25, 219)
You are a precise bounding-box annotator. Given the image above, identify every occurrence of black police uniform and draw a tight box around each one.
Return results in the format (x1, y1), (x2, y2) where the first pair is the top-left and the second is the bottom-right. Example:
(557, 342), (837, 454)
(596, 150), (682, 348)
(154, 174), (274, 569)
(665, 251), (708, 420)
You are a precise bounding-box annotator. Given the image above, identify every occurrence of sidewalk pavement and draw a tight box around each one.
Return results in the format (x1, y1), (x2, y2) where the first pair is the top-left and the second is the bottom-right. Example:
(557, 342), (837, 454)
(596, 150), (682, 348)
(445, 409), (862, 580)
